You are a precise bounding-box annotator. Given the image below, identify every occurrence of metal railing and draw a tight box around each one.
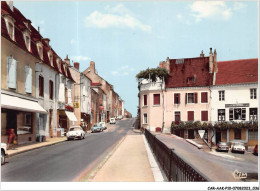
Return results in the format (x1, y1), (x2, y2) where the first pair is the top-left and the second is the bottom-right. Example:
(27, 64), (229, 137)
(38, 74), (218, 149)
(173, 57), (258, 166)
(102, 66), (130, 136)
(145, 129), (210, 182)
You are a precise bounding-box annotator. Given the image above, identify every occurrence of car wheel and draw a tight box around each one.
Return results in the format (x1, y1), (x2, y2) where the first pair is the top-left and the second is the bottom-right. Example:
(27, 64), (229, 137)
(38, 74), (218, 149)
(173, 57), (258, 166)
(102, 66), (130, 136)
(67, 138), (70, 141)
(1, 150), (5, 165)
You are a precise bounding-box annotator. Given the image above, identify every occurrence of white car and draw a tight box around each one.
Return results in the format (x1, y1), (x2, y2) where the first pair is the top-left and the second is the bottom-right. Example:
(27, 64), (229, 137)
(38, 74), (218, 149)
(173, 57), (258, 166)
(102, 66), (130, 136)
(117, 115), (123, 120)
(66, 126), (85, 141)
(231, 142), (246, 154)
(99, 122), (107, 130)
(1, 143), (8, 165)
(110, 118), (116, 124)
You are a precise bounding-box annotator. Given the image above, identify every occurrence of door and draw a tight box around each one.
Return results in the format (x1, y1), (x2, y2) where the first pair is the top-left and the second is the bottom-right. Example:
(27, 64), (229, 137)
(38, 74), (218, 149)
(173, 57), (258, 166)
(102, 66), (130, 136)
(216, 131), (221, 144)
(7, 110), (17, 135)
(188, 129), (195, 139)
(174, 112), (180, 125)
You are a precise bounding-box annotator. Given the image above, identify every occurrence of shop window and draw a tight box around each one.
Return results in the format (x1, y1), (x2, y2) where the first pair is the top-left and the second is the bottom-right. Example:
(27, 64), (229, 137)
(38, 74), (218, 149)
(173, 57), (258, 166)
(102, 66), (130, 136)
(143, 113), (148, 124)
(17, 113), (32, 135)
(174, 93), (180, 104)
(24, 65), (32, 93)
(143, 95), (147, 106)
(187, 111), (194, 121)
(7, 57), (17, 89)
(219, 91), (225, 101)
(174, 112), (181, 125)
(201, 92), (208, 103)
(186, 93), (197, 104)
(218, 109), (225, 121)
(229, 108), (246, 121)
(249, 108), (257, 121)
(201, 111), (208, 121)
(234, 129), (241, 140)
(39, 75), (44, 97)
(153, 94), (160, 105)
(49, 80), (53, 100)
(250, 89), (257, 99)
(248, 130), (258, 140)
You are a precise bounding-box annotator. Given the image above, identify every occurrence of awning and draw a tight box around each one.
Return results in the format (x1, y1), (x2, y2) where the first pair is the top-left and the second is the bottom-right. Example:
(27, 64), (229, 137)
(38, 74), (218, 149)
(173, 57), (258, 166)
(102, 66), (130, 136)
(1, 94), (47, 113)
(65, 111), (78, 121)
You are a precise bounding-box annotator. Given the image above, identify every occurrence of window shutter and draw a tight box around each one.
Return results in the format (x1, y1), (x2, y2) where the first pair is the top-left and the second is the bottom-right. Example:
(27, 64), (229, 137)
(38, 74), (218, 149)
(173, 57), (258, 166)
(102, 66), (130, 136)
(153, 94), (160, 105)
(8, 58), (17, 89)
(178, 93), (181, 104)
(188, 111), (194, 121)
(144, 95), (147, 106)
(28, 67), (32, 93)
(59, 83), (65, 102)
(194, 93), (198, 103)
(201, 111), (208, 121)
(185, 93), (187, 104)
(174, 94), (177, 104)
(24, 66), (29, 92)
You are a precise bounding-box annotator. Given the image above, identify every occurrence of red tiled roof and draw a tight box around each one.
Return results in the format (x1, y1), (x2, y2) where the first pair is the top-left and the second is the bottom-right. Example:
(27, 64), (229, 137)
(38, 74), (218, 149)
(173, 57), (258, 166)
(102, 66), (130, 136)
(215, 59), (258, 85)
(1, 1), (74, 82)
(165, 57), (213, 88)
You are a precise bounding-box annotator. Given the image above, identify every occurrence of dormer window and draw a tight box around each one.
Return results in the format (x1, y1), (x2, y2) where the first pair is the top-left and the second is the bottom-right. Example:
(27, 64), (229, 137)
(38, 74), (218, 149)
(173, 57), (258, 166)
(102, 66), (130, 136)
(187, 76), (196, 84)
(36, 42), (43, 60)
(56, 58), (61, 71)
(23, 30), (31, 51)
(48, 51), (53, 67)
(8, 22), (14, 40)
(4, 15), (15, 41)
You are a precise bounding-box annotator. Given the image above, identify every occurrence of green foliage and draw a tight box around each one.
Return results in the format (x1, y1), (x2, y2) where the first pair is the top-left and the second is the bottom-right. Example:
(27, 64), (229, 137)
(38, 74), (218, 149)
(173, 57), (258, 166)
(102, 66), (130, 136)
(171, 121), (258, 130)
(136, 67), (170, 82)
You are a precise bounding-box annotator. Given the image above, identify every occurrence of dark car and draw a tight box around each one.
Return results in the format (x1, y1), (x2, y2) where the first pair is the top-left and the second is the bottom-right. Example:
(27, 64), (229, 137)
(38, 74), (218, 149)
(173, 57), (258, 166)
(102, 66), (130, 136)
(253, 144), (258, 156)
(216, 142), (229, 152)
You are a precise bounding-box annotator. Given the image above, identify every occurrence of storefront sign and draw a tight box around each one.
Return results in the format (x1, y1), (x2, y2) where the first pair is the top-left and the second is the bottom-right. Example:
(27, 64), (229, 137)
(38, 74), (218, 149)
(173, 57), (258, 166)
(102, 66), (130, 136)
(225, 103), (249, 108)
(73, 103), (79, 108)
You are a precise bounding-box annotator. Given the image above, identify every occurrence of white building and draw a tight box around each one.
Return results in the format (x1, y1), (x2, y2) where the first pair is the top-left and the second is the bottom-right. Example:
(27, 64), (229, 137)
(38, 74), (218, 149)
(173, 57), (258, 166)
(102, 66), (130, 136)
(80, 73), (91, 128)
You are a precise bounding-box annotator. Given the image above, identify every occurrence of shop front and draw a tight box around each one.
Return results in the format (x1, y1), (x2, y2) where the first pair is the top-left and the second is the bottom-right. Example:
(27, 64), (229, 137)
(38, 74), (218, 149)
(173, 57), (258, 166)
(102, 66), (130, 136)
(1, 93), (47, 145)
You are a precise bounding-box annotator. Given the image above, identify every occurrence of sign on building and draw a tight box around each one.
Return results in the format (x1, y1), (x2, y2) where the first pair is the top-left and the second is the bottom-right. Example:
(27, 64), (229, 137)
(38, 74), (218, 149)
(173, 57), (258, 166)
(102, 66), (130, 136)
(73, 103), (79, 108)
(198, 130), (205, 139)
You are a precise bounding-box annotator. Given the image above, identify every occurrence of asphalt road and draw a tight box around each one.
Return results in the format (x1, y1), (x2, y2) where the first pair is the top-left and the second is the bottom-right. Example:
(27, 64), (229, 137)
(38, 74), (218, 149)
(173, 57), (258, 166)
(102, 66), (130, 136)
(1, 118), (136, 182)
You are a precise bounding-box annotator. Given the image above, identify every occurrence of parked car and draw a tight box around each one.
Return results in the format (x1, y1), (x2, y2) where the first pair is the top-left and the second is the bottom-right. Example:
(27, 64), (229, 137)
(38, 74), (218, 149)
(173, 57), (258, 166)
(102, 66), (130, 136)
(1, 143), (8, 165)
(99, 122), (107, 130)
(117, 115), (123, 120)
(216, 142), (229, 152)
(66, 126), (85, 141)
(253, 144), (258, 156)
(231, 142), (246, 154)
(91, 123), (103, 133)
(110, 118), (116, 124)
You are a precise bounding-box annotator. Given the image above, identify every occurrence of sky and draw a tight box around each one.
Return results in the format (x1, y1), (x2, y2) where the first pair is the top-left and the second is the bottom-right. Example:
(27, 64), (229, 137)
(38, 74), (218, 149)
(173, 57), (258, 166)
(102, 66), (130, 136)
(14, 1), (258, 117)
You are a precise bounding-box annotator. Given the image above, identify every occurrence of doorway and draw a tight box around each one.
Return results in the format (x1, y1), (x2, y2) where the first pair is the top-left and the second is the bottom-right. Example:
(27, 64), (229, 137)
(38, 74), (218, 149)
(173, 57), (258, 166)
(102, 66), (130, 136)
(188, 129), (195, 139)
(216, 131), (221, 144)
(7, 110), (17, 135)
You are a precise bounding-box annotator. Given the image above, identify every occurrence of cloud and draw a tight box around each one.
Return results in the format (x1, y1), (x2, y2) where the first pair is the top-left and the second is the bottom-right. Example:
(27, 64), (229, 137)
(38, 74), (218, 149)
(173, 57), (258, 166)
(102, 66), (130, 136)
(190, 1), (232, 22)
(84, 4), (151, 32)
(71, 56), (91, 62)
(233, 2), (247, 10)
(112, 65), (135, 76)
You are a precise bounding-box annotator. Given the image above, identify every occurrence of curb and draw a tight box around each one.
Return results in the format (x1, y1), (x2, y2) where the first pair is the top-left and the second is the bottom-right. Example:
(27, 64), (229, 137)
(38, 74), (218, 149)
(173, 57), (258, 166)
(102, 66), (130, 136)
(7, 139), (67, 157)
(186, 139), (203, 149)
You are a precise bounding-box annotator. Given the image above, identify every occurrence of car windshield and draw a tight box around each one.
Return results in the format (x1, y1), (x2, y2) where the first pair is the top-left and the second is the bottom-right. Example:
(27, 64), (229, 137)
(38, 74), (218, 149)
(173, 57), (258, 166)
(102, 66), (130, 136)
(218, 142), (227, 146)
(233, 142), (244, 146)
(93, 124), (99, 127)
(69, 127), (81, 131)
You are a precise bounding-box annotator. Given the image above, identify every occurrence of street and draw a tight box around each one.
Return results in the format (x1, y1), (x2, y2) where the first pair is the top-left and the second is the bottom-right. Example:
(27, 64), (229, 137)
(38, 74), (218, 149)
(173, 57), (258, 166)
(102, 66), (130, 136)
(1, 118), (135, 182)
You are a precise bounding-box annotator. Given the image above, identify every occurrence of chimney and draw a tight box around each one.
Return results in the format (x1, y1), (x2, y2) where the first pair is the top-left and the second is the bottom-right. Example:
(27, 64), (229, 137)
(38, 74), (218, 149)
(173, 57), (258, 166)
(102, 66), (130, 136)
(200, 50), (204, 57)
(74, 62), (79, 70)
(209, 48), (213, 73)
(43, 38), (50, 46)
(213, 49), (218, 73)
(38, 26), (40, 33)
(7, 1), (14, 12)
(64, 54), (70, 66)
(165, 57), (170, 71)
(90, 61), (95, 72)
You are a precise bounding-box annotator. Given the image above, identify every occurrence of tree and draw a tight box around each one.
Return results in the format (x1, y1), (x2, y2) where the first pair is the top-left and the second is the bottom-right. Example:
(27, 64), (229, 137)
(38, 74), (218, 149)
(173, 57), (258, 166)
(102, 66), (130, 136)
(136, 67), (170, 82)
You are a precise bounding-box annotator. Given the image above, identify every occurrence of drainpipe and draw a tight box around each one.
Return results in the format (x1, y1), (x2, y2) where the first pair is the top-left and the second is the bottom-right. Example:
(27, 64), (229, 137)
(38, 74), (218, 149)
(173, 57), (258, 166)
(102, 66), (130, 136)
(161, 77), (165, 133)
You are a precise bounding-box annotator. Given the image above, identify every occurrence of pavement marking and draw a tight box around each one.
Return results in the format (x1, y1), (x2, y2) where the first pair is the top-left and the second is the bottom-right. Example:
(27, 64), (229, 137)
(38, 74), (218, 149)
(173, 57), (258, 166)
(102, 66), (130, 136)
(143, 134), (166, 182)
(74, 135), (127, 182)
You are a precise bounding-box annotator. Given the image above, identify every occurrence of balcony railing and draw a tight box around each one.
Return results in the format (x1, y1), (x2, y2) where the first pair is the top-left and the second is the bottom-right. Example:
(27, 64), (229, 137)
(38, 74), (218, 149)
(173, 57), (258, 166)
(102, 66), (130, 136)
(145, 129), (210, 182)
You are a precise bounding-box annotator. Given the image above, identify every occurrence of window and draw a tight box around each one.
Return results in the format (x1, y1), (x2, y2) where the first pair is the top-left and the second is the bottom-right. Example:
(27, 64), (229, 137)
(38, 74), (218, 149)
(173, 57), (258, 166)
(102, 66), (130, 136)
(143, 95), (147, 106)
(174, 112), (181, 125)
(8, 22), (14, 40)
(187, 76), (195, 84)
(17, 113), (32, 135)
(219, 91), (225, 101)
(23, 33), (31, 51)
(7, 57), (17, 89)
(201, 92), (208, 103)
(186, 93), (197, 104)
(39, 75), (44, 97)
(250, 89), (257, 99)
(174, 93), (181, 104)
(49, 54), (53, 67)
(218, 109), (225, 121)
(143, 113), (148, 124)
(187, 111), (194, 121)
(234, 129), (241, 140)
(201, 111), (208, 121)
(37, 43), (43, 60)
(153, 94), (160, 105)
(49, 80), (53, 100)
(229, 108), (246, 121)
(249, 108), (257, 121)
(24, 66), (32, 93)
(248, 130), (258, 140)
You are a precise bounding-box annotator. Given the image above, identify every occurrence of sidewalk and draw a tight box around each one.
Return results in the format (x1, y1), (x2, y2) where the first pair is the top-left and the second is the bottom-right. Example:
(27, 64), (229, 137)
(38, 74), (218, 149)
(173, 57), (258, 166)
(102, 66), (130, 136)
(6, 136), (67, 157)
(90, 133), (155, 182)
